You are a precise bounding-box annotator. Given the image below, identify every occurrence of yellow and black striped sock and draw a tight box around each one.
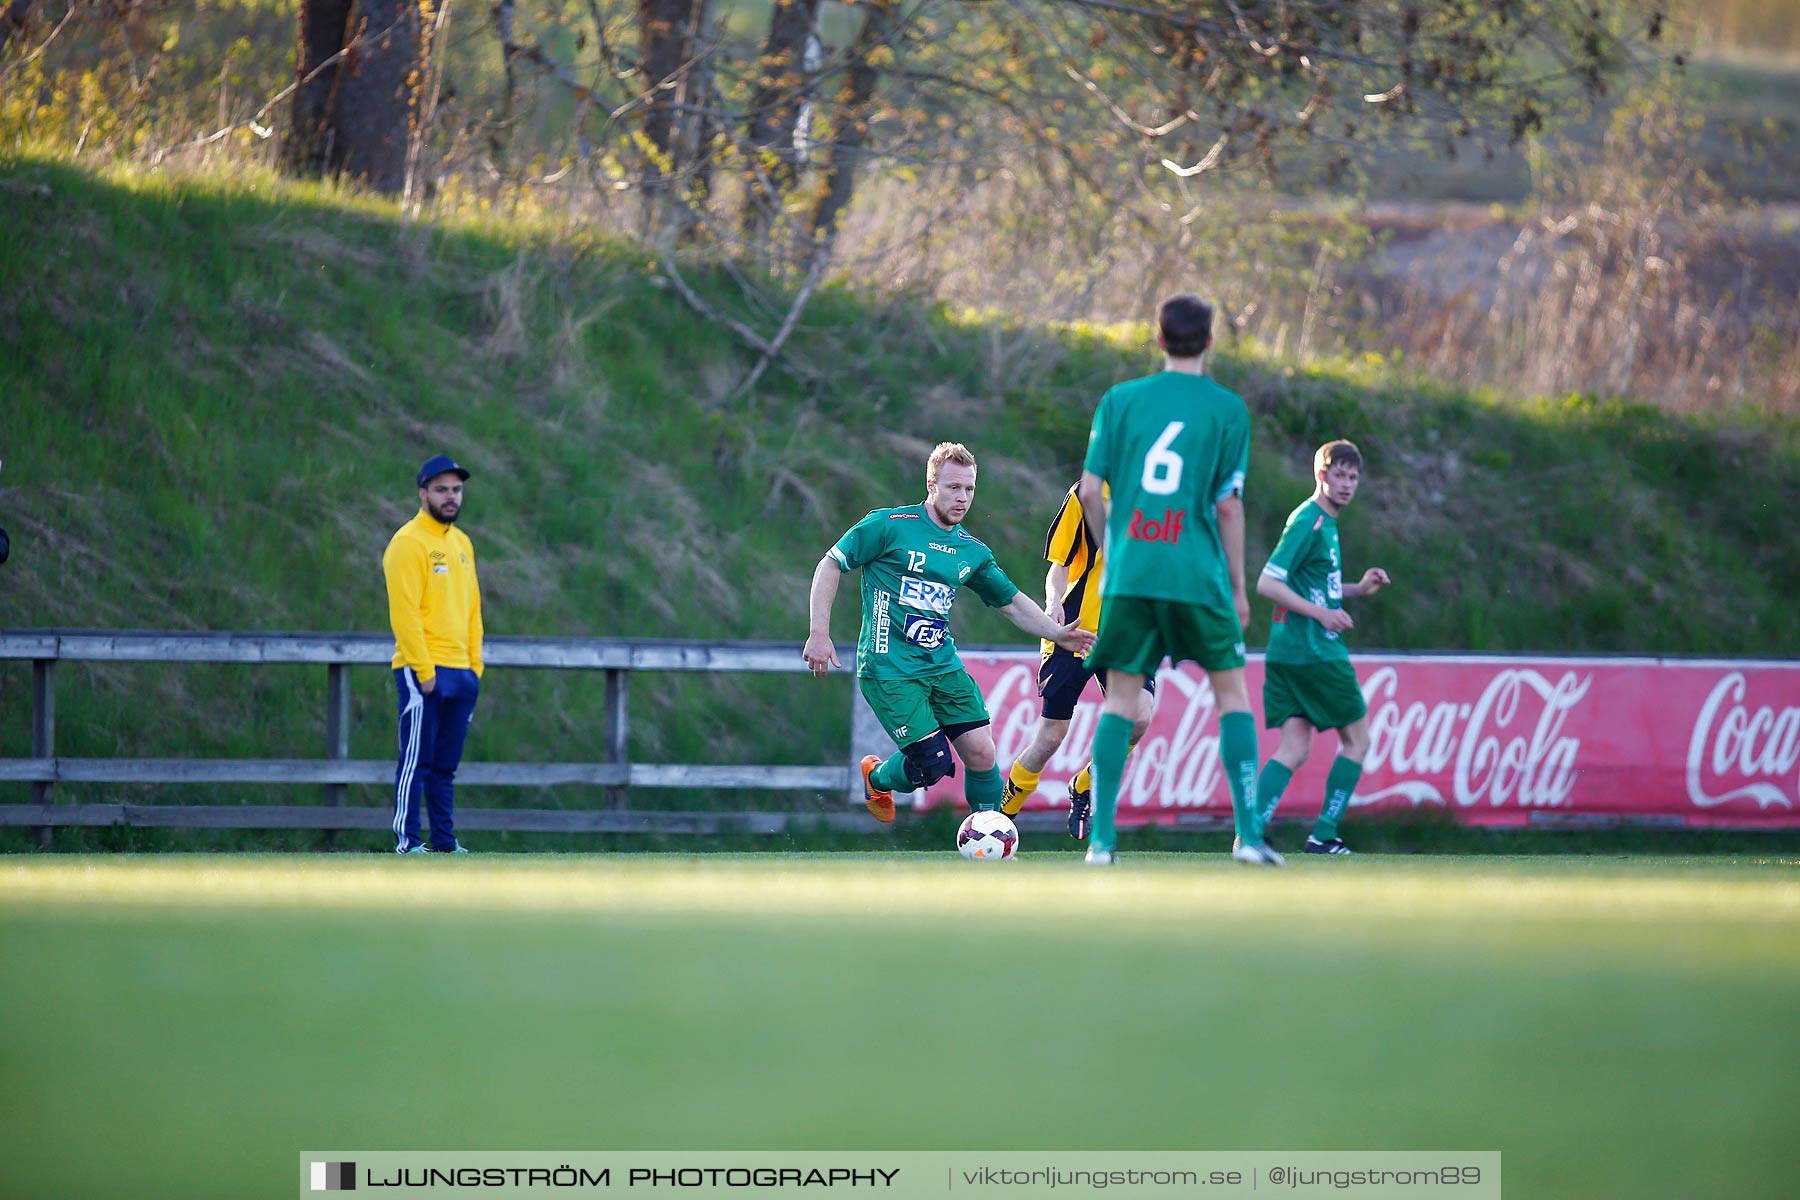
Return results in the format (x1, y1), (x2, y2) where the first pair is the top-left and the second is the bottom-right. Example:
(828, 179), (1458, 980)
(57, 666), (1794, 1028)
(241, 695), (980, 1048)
(1003, 761), (1042, 815)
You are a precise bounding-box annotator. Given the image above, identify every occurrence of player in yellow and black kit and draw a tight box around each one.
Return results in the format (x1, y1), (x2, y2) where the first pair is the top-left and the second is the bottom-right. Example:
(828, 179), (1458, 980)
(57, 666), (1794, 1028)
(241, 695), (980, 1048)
(1001, 480), (1156, 839)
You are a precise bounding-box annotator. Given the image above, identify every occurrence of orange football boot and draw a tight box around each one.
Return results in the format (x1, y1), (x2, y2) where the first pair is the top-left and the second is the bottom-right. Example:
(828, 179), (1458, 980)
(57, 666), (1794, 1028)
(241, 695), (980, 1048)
(860, 754), (895, 822)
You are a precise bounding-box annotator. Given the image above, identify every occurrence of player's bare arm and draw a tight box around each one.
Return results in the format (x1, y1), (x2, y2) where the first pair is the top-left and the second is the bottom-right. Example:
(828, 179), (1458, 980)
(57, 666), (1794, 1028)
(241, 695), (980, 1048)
(802, 555), (844, 677)
(999, 594), (1095, 655)
(1257, 570), (1355, 633)
(1043, 560), (1069, 624)
(1344, 567), (1392, 598)
(1216, 492), (1250, 630)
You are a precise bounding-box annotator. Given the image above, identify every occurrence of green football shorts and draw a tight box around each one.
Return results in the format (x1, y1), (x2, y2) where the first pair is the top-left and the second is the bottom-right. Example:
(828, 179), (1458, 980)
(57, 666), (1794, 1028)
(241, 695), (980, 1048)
(1263, 659), (1369, 731)
(1087, 594), (1246, 676)
(860, 669), (992, 747)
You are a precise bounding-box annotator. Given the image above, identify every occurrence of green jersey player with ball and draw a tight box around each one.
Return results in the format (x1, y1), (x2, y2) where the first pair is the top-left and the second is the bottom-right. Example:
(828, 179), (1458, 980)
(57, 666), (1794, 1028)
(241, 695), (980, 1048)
(804, 442), (1094, 821)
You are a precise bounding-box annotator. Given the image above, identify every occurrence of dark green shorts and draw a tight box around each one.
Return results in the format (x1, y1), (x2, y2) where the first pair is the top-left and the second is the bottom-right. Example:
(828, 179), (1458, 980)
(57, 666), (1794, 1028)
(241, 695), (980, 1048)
(1263, 659), (1368, 731)
(860, 669), (991, 747)
(1088, 595), (1246, 676)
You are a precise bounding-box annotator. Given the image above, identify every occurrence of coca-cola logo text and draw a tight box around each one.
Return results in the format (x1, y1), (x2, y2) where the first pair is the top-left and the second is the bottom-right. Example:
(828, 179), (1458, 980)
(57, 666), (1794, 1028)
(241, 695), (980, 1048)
(1360, 667), (1588, 809)
(1685, 673), (1799, 810)
(941, 653), (1800, 827)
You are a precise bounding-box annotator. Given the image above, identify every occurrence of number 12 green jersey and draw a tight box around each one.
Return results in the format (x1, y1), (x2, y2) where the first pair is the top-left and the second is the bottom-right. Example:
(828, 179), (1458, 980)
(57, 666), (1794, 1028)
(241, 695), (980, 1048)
(1083, 371), (1250, 606)
(829, 504), (1020, 680)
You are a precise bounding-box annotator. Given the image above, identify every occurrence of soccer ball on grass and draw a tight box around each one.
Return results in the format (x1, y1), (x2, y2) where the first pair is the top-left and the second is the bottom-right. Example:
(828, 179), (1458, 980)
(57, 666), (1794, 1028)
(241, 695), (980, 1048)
(956, 810), (1019, 860)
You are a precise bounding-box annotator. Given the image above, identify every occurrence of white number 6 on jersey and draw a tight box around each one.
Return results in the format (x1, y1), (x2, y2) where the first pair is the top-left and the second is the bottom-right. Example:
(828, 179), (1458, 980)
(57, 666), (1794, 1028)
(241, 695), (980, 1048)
(1141, 421), (1185, 495)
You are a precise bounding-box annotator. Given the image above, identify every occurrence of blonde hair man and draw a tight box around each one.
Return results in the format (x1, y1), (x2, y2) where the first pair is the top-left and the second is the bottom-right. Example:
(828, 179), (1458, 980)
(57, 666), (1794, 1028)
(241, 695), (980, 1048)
(804, 443), (1093, 820)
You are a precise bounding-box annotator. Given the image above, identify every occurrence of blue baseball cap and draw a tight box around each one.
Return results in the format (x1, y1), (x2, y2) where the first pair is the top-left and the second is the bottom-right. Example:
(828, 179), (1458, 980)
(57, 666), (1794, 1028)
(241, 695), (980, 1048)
(416, 455), (470, 488)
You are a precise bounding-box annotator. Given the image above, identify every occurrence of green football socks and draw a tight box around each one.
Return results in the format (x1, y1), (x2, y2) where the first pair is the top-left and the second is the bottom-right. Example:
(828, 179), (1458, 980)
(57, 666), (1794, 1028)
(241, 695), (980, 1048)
(869, 750), (911, 794)
(1314, 756), (1363, 842)
(1074, 734), (1139, 796)
(1256, 759), (1294, 829)
(1089, 712), (1133, 851)
(1219, 711), (1262, 845)
(965, 764), (1005, 812)
(872, 749), (1005, 811)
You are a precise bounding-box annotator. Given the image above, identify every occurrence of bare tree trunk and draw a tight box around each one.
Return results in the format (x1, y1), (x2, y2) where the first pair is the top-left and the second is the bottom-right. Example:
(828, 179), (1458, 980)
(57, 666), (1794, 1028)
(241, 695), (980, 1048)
(682, 1), (718, 212)
(283, 0), (433, 195)
(285, 0), (357, 177)
(809, 0), (891, 245)
(636, 0), (712, 170)
(745, 0), (822, 202)
(331, 0), (428, 194)
(1, 0), (36, 54)
(635, 0), (715, 237)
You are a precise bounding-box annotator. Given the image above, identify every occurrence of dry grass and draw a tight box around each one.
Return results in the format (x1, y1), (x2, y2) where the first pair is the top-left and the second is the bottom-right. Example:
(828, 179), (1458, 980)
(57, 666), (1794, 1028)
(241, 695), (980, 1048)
(477, 254), (535, 361)
(1668, 0), (1800, 63)
(1359, 88), (1800, 413)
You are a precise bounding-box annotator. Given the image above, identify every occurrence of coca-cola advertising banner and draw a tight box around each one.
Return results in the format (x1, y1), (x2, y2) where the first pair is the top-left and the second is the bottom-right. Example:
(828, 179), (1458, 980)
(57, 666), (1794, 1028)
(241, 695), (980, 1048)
(920, 653), (1800, 827)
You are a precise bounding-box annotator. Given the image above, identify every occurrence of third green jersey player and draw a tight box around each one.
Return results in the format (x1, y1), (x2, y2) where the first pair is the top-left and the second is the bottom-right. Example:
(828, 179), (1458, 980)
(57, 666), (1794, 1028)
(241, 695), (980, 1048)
(1076, 294), (1280, 866)
(1254, 439), (1391, 854)
(803, 442), (1092, 821)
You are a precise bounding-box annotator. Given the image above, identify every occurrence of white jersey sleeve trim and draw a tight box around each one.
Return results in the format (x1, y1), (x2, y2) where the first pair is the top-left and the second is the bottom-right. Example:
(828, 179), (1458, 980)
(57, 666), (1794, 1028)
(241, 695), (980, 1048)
(828, 546), (851, 570)
(1212, 469), (1245, 503)
(1261, 563), (1289, 581)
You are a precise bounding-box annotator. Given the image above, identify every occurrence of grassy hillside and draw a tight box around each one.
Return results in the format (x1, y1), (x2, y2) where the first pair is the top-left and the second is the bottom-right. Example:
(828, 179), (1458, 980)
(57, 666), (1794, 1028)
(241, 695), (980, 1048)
(2, 153), (1798, 830)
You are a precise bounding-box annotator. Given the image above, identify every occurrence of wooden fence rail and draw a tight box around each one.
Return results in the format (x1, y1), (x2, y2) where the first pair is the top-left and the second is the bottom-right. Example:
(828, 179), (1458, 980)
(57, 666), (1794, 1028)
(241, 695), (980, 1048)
(0, 631), (861, 836)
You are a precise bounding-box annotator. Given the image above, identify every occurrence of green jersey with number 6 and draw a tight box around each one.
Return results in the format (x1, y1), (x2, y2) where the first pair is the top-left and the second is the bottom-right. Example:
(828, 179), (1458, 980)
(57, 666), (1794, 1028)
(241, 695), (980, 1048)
(828, 504), (1021, 680)
(1263, 499), (1350, 664)
(1083, 371), (1250, 606)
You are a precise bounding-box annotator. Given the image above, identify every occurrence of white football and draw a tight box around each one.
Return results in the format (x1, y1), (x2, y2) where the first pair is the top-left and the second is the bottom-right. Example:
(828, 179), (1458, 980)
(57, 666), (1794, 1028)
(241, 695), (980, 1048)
(956, 810), (1019, 861)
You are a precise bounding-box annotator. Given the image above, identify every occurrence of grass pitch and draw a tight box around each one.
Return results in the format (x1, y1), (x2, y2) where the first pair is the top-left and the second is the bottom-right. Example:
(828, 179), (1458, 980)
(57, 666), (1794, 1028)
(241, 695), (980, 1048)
(1, 853), (1795, 1200)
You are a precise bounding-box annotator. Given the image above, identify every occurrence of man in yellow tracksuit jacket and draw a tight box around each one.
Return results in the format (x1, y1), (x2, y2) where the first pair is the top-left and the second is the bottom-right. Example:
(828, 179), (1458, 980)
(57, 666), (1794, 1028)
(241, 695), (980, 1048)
(384, 454), (484, 854)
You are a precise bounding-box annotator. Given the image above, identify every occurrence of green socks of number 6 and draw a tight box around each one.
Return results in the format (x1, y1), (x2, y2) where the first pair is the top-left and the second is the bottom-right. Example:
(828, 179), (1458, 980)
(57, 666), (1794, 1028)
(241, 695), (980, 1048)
(1093, 709), (1263, 852)
(1218, 710), (1262, 846)
(1089, 712), (1133, 852)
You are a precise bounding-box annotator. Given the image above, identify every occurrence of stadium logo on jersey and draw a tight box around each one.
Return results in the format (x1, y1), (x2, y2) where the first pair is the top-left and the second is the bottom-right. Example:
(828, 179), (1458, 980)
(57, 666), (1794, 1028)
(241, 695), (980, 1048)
(902, 614), (949, 650)
(1127, 507), (1186, 543)
(929, 543), (957, 554)
(898, 576), (955, 614)
(873, 590), (891, 654)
